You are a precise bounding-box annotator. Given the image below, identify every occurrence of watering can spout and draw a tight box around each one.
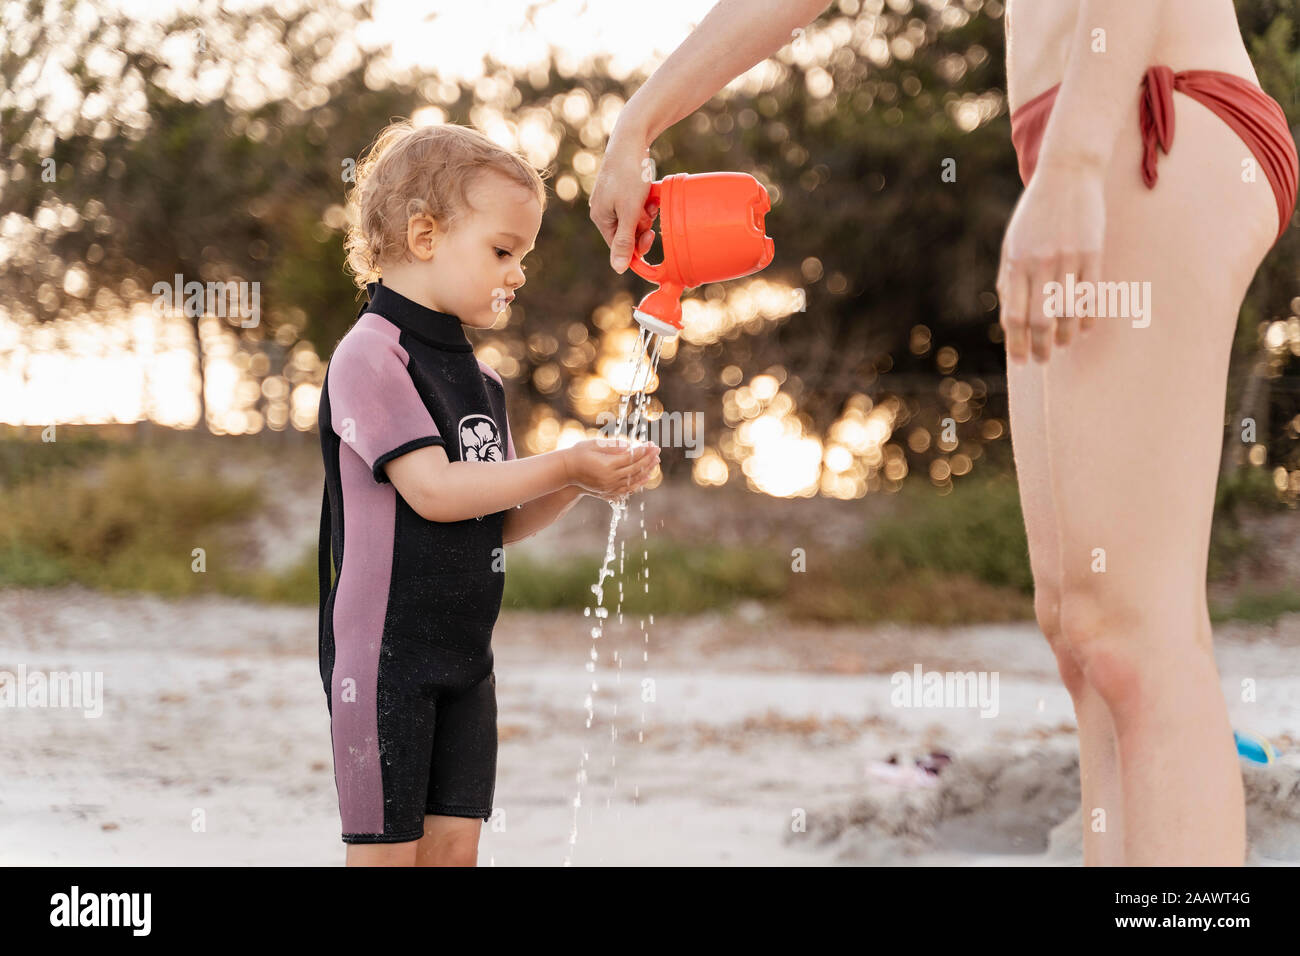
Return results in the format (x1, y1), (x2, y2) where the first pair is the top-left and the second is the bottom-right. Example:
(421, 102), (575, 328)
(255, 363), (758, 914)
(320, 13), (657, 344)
(632, 311), (683, 337)
(628, 172), (775, 336)
(633, 284), (684, 336)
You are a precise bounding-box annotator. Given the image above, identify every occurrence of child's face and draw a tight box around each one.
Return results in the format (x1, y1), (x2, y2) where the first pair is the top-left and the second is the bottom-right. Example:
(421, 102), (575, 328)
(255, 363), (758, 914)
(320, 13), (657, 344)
(423, 171), (542, 329)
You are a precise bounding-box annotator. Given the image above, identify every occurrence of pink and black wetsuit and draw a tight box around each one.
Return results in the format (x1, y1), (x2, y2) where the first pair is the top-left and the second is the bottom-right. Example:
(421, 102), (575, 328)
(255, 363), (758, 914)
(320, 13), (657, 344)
(317, 279), (515, 843)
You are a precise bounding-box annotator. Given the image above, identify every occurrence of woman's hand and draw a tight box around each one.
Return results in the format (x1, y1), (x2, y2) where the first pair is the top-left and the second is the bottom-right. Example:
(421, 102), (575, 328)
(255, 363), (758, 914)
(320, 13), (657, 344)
(587, 0), (832, 274)
(589, 125), (660, 274)
(996, 161), (1106, 364)
(564, 437), (661, 499)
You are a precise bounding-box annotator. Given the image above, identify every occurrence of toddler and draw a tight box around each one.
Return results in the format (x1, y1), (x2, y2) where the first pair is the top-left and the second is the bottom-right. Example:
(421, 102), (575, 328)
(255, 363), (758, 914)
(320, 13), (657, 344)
(317, 121), (659, 866)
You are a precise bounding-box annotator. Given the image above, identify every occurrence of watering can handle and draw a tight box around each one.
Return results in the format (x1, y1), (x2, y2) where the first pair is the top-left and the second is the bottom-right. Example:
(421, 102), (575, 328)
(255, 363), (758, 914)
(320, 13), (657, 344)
(627, 181), (664, 283)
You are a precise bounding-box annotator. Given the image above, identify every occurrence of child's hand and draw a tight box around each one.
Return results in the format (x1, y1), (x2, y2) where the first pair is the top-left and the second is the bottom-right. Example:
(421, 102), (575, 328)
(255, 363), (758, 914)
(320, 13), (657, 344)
(564, 437), (660, 499)
(590, 449), (660, 502)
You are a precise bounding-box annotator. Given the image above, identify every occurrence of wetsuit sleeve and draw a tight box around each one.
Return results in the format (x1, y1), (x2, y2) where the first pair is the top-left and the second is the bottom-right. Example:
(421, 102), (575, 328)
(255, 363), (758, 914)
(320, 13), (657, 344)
(327, 328), (445, 484)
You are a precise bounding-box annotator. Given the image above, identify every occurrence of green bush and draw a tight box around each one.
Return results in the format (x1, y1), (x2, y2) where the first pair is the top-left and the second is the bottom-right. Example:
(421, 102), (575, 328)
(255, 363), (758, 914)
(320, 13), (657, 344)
(867, 474), (1034, 593)
(1, 433), (1289, 629)
(0, 431), (118, 487)
(1214, 464), (1289, 515)
(0, 442), (261, 595)
(1211, 587), (1300, 624)
(502, 540), (788, 615)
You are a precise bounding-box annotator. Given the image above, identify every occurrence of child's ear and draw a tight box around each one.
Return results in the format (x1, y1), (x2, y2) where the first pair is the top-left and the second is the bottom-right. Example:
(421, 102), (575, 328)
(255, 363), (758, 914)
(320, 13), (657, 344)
(406, 213), (440, 261)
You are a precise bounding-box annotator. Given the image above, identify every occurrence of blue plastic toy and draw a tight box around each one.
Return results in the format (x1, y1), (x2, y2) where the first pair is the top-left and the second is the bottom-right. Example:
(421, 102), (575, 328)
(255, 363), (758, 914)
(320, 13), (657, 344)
(1234, 729), (1277, 764)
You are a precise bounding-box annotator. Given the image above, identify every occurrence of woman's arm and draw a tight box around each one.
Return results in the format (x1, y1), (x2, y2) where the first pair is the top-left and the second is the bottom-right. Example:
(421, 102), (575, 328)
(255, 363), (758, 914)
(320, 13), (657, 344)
(593, 0), (833, 272)
(1034, 0), (1164, 173)
(996, 0), (1164, 364)
(503, 486), (585, 544)
(618, 0), (835, 148)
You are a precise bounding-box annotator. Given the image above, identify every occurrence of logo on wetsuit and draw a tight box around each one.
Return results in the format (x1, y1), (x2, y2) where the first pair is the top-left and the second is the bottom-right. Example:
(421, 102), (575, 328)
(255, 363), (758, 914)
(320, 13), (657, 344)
(457, 413), (504, 463)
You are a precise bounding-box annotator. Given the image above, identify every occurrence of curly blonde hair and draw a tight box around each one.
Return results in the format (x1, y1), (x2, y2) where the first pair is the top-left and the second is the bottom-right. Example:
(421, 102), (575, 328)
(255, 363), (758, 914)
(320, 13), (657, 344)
(343, 121), (549, 288)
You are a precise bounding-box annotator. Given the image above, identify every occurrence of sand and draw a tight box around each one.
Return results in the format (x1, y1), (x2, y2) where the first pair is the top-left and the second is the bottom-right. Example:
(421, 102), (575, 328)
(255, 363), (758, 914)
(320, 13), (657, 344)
(2, 583), (1298, 866)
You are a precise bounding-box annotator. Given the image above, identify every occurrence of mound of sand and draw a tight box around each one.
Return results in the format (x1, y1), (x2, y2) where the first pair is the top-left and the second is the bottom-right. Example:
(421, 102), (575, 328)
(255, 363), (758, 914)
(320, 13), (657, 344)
(794, 744), (1300, 865)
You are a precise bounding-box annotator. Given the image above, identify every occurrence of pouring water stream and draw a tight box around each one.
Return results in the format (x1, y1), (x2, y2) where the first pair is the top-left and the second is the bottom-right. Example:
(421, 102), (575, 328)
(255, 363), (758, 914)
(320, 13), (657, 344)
(564, 322), (666, 865)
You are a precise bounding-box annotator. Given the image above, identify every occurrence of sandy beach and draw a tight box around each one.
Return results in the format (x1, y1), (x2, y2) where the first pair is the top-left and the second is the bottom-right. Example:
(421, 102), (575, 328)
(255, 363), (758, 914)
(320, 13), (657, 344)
(3, 580), (1298, 866)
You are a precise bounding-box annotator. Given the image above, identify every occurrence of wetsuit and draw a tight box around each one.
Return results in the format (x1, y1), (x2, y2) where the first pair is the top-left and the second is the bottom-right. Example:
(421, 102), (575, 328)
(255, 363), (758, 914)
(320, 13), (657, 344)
(317, 279), (515, 843)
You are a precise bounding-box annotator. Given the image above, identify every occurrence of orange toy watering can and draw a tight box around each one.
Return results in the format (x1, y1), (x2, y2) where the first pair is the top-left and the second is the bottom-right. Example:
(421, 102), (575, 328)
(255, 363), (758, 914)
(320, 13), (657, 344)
(628, 172), (775, 336)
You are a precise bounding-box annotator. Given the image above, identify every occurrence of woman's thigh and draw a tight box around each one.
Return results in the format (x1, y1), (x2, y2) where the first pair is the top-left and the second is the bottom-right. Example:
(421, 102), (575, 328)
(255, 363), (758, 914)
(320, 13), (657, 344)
(1041, 91), (1276, 621)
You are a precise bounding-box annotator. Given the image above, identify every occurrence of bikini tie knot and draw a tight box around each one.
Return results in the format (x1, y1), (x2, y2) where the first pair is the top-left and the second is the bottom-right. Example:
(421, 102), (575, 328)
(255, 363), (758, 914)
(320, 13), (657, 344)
(1139, 64), (1177, 187)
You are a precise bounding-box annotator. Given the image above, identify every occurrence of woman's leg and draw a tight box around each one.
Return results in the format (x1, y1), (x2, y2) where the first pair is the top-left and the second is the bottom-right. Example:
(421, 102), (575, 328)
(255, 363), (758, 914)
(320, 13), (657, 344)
(414, 815), (482, 866)
(1041, 92), (1276, 865)
(1007, 358), (1125, 865)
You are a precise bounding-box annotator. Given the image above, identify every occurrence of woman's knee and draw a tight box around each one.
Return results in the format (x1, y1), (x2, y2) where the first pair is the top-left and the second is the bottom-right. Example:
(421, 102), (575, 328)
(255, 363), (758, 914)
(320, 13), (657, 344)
(1056, 585), (1148, 713)
(1035, 586), (1091, 700)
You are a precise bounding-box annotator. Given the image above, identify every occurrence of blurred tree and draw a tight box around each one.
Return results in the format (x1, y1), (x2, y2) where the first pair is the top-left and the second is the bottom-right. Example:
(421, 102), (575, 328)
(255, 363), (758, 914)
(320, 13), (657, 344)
(1220, 3), (1300, 483)
(1, 0), (1296, 497)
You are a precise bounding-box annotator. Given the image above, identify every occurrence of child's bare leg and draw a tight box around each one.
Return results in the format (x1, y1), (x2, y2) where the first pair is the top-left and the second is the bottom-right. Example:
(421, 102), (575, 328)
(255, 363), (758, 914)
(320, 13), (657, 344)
(415, 815), (482, 866)
(346, 840), (419, 866)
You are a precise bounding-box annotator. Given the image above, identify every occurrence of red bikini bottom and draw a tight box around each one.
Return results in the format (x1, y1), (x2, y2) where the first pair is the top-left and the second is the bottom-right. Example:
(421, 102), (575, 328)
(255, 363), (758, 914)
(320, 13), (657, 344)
(1009, 65), (1298, 243)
